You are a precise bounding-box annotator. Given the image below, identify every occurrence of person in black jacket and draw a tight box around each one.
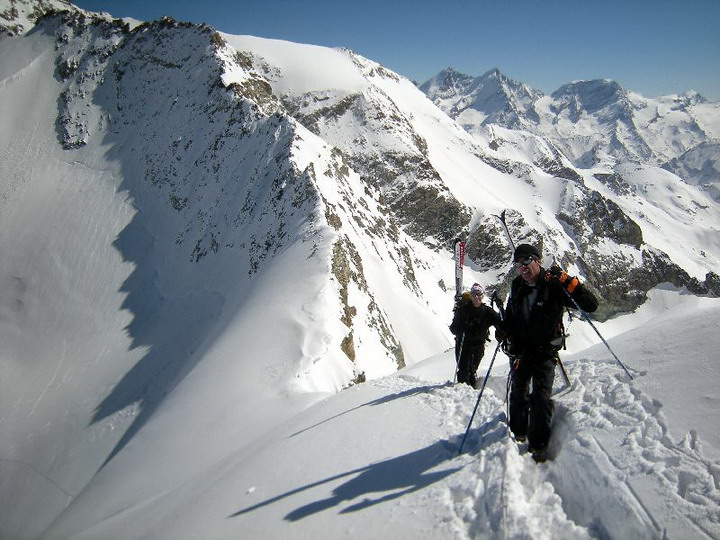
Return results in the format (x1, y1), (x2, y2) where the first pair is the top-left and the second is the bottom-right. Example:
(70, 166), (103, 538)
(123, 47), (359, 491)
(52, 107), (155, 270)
(501, 244), (598, 462)
(450, 283), (502, 387)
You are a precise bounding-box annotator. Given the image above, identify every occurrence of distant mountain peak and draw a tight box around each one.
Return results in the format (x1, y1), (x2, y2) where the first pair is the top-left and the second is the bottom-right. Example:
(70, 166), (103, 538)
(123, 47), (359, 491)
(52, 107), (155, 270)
(551, 79), (629, 115)
(420, 67), (543, 127)
(418, 67), (474, 97)
(672, 89), (706, 107)
(478, 67), (510, 82)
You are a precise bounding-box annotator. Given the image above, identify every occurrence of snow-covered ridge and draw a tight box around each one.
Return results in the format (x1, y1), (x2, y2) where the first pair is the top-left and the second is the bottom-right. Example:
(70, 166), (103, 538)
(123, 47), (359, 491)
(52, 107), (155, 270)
(422, 67), (720, 204)
(16, 290), (720, 539)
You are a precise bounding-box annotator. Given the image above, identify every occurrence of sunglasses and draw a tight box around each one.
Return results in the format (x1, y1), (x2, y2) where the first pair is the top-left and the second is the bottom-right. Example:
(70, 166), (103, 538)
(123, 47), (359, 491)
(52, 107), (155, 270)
(514, 256), (536, 267)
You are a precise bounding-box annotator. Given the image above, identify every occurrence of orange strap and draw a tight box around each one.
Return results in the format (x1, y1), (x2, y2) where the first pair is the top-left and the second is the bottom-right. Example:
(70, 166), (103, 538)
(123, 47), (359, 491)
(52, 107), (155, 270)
(566, 277), (579, 294)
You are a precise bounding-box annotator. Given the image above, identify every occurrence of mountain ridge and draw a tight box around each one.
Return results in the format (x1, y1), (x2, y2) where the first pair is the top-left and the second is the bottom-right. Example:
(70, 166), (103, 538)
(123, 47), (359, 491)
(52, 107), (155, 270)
(421, 67), (720, 199)
(3, 3), (718, 355)
(1, 1), (718, 387)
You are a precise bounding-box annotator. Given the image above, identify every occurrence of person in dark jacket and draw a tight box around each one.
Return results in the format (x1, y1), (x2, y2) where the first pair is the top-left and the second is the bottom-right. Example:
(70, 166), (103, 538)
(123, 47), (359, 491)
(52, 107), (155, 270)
(450, 283), (503, 387)
(501, 244), (598, 462)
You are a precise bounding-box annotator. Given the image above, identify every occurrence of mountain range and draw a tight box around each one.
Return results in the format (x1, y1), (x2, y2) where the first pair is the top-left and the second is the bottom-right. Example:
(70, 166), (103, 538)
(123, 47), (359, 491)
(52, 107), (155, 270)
(421, 67), (720, 200)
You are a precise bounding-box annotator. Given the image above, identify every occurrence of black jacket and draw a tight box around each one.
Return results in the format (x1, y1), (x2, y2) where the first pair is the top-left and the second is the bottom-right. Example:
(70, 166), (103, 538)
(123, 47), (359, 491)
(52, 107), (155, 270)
(504, 267), (598, 353)
(450, 299), (502, 346)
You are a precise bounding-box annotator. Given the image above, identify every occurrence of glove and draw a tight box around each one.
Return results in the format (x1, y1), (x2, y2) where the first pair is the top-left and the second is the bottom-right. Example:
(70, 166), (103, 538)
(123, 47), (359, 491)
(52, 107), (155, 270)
(545, 265), (579, 293)
(495, 328), (507, 342)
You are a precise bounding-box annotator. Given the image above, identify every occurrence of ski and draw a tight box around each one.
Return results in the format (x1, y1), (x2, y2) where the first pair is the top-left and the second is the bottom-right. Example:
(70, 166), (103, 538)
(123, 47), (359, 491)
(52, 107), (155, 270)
(452, 238), (466, 383)
(493, 210), (516, 252)
(453, 238), (465, 300)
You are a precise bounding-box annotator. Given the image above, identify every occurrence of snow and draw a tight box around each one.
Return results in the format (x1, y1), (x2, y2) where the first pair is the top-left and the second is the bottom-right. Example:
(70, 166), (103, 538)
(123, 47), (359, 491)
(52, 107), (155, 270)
(18, 289), (720, 540)
(692, 102), (720, 139)
(224, 34), (370, 96)
(1, 6), (720, 540)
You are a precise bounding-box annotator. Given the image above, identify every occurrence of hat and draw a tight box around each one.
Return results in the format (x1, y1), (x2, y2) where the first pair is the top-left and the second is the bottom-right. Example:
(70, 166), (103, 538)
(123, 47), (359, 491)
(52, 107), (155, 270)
(470, 283), (484, 295)
(513, 243), (541, 261)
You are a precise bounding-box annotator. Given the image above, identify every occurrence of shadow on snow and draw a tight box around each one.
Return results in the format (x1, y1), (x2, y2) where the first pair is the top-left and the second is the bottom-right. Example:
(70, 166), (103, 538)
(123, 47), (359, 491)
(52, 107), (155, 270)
(230, 439), (462, 521)
(288, 383), (453, 438)
(231, 395), (509, 521)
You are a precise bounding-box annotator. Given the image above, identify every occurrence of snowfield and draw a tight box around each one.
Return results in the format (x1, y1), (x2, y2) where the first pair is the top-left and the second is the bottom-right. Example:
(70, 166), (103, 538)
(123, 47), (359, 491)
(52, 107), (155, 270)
(31, 290), (720, 540)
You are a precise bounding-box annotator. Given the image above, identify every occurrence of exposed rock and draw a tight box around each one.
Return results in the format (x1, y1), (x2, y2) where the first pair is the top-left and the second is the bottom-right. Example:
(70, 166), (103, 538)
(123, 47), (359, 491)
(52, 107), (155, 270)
(593, 172), (636, 197)
(558, 188), (643, 250)
(390, 184), (470, 246)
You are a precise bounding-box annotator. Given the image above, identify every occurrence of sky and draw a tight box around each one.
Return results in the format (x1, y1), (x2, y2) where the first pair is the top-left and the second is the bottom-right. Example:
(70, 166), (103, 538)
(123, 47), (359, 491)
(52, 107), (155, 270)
(71, 0), (720, 100)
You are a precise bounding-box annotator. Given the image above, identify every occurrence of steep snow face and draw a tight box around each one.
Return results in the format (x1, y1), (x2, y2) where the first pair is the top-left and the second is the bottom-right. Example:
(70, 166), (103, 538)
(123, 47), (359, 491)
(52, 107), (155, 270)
(44, 10), (462, 385)
(0, 18), (139, 539)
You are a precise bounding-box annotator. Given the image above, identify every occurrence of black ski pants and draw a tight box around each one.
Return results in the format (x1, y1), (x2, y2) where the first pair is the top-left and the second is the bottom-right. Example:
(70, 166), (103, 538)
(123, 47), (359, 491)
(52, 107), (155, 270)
(508, 351), (556, 449)
(456, 342), (485, 387)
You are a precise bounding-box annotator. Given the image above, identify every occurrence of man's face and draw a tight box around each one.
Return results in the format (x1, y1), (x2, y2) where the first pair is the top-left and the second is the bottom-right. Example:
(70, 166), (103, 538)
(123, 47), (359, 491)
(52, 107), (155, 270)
(470, 292), (483, 306)
(515, 255), (541, 284)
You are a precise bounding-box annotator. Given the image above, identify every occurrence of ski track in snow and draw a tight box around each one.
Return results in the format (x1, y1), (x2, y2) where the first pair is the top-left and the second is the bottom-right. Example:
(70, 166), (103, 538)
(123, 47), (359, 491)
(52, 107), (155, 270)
(551, 359), (720, 539)
(375, 355), (720, 540)
(28, 338), (67, 418)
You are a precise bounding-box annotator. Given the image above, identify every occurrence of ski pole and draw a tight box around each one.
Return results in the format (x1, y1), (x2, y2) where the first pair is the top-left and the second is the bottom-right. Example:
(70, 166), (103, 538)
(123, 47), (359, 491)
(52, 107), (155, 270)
(458, 341), (501, 455)
(454, 332), (465, 383)
(561, 288), (634, 380)
(557, 356), (571, 387)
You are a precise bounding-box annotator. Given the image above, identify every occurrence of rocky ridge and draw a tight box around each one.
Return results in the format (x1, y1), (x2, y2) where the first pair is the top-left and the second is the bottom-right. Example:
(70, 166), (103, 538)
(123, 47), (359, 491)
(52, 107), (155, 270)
(17, 8), (422, 387)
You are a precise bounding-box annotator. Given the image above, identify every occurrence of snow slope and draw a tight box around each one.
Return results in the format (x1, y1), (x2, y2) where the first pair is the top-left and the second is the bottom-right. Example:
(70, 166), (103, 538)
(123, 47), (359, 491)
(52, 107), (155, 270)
(35, 289), (720, 540)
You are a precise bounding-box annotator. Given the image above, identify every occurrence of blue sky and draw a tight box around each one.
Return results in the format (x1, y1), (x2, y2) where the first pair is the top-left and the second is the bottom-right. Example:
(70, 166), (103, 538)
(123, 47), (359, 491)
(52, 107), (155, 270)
(72, 0), (720, 100)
